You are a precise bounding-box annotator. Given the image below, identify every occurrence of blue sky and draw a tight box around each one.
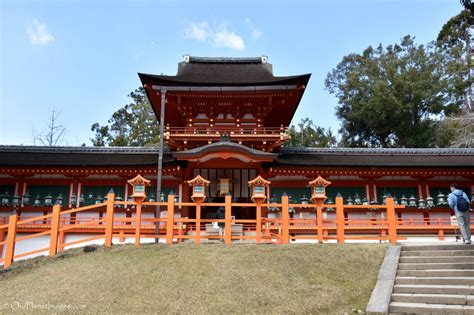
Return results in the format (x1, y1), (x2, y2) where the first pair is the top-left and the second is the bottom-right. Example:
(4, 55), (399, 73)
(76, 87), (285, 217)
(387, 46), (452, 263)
(0, 0), (463, 146)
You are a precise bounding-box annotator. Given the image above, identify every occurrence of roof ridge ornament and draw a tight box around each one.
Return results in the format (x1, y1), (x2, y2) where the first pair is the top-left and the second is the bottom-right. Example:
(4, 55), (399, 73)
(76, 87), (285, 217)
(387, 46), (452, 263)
(186, 56), (266, 64)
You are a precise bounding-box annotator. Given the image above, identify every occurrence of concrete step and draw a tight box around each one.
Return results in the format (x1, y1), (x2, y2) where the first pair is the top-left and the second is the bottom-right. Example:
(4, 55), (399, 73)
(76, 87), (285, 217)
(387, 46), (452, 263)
(390, 301), (474, 313)
(396, 276), (474, 286)
(391, 293), (471, 305)
(401, 250), (474, 257)
(399, 262), (474, 270)
(398, 269), (474, 277)
(394, 284), (474, 295)
(400, 256), (474, 263)
(402, 244), (474, 251)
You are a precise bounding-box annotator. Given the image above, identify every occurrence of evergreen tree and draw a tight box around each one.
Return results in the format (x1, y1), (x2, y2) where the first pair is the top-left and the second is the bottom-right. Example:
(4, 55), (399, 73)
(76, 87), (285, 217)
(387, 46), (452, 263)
(325, 36), (459, 148)
(286, 118), (336, 148)
(91, 87), (161, 147)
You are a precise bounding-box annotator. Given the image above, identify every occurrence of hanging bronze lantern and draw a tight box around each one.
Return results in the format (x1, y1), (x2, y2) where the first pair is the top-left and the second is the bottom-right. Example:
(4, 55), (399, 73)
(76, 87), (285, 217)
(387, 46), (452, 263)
(347, 196), (354, 205)
(408, 195), (417, 207)
(418, 197), (426, 209)
(426, 195), (435, 208)
(354, 194), (362, 205)
(436, 192), (446, 206)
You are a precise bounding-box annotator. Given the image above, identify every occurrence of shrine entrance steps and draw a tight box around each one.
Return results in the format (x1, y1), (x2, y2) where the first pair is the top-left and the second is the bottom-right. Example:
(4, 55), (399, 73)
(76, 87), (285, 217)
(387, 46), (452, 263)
(390, 244), (474, 313)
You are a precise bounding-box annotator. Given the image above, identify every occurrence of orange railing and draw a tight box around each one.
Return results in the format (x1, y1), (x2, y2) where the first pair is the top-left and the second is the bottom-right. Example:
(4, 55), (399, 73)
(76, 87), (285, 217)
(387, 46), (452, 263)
(0, 193), (466, 269)
(165, 126), (286, 136)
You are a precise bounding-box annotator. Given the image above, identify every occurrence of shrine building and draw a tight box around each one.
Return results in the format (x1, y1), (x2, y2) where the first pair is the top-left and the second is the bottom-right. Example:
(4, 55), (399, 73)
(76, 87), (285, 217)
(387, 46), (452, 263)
(0, 55), (473, 241)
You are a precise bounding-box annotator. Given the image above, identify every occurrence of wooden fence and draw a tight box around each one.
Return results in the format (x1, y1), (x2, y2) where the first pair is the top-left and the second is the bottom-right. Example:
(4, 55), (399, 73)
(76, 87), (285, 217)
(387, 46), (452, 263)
(0, 192), (463, 269)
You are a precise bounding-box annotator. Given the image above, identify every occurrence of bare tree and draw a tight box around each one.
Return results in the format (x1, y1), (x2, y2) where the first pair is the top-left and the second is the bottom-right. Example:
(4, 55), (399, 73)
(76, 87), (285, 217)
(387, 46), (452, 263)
(442, 111), (474, 148)
(33, 110), (66, 146)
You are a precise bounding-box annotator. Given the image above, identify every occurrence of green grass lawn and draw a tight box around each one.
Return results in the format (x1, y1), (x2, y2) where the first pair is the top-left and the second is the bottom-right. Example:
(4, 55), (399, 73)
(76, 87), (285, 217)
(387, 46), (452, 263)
(0, 243), (386, 314)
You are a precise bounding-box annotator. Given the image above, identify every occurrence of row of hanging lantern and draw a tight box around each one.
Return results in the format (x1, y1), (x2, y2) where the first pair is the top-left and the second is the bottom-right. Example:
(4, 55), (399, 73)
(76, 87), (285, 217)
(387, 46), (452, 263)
(0, 192), (67, 207)
(314, 191), (452, 212)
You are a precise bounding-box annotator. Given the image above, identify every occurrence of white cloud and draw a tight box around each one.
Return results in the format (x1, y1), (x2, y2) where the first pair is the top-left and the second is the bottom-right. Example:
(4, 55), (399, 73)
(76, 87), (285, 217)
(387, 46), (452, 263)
(213, 26), (245, 51)
(184, 21), (245, 51)
(184, 21), (210, 42)
(27, 19), (55, 45)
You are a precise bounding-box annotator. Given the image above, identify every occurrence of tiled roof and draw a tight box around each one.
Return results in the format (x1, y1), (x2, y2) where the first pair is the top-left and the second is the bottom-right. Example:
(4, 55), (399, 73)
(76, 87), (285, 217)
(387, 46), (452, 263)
(138, 55), (311, 87)
(278, 147), (474, 167)
(0, 145), (172, 166)
(0, 145), (165, 154)
(0, 145), (473, 167)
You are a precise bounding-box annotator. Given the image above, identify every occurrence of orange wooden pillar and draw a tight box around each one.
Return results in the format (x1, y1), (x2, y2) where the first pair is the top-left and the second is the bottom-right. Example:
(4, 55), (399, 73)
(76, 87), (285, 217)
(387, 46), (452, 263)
(3, 214), (18, 269)
(104, 192), (115, 247)
(135, 201), (143, 246)
(316, 202), (324, 244)
(224, 194), (232, 245)
(281, 195), (289, 244)
(256, 201), (262, 244)
(0, 228), (6, 259)
(166, 194), (175, 245)
(195, 203), (201, 244)
(49, 204), (61, 257)
(438, 229), (445, 241)
(386, 197), (397, 244)
(335, 195), (345, 244)
(58, 231), (65, 253)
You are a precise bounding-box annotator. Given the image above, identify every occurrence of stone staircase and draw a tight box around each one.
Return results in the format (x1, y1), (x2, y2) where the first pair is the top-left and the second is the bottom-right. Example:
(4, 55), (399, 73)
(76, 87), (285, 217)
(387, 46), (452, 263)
(390, 244), (474, 313)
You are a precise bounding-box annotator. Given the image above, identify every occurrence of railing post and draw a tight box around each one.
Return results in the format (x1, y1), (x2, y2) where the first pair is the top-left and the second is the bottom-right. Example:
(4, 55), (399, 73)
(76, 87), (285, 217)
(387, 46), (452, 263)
(104, 192), (115, 247)
(386, 197), (397, 244)
(49, 204), (61, 257)
(135, 200), (143, 246)
(316, 202), (324, 244)
(335, 194), (345, 244)
(0, 228), (5, 259)
(4, 214), (18, 269)
(438, 229), (445, 241)
(281, 195), (289, 244)
(58, 231), (65, 253)
(166, 194), (175, 245)
(224, 194), (232, 245)
(256, 201), (262, 244)
(195, 202), (201, 244)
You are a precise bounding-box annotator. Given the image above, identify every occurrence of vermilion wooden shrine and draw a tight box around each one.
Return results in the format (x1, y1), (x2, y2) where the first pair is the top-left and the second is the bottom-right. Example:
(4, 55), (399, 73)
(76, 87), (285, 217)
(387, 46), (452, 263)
(1, 56), (474, 264)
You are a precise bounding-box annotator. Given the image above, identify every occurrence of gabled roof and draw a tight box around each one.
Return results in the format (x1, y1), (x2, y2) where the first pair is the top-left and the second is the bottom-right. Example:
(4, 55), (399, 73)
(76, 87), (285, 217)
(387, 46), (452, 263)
(172, 141), (277, 162)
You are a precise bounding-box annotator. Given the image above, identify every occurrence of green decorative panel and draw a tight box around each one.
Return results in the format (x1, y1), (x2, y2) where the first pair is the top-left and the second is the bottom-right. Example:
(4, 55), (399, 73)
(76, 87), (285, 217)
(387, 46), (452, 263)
(429, 187), (451, 199)
(326, 187), (365, 202)
(377, 187), (417, 202)
(146, 186), (174, 201)
(429, 186), (470, 198)
(0, 185), (15, 204)
(28, 185), (70, 206)
(0, 185), (15, 197)
(271, 187), (311, 203)
(82, 186), (124, 206)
